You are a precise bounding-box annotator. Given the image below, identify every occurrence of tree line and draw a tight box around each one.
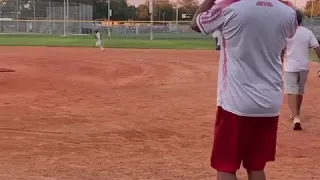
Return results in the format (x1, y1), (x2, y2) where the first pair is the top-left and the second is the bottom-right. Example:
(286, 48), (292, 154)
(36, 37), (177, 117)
(0, 0), (318, 21)
(0, 0), (199, 21)
(51, 0), (320, 20)
(92, 0), (320, 20)
(304, 0), (320, 17)
(93, 0), (200, 21)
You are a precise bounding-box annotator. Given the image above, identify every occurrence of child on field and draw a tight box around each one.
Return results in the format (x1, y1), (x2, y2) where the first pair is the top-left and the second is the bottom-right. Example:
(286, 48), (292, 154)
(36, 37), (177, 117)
(95, 30), (105, 51)
(212, 30), (221, 50)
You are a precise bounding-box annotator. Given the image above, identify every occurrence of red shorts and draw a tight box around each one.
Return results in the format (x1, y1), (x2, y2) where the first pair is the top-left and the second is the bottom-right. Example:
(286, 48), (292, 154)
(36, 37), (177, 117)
(211, 106), (278, 173)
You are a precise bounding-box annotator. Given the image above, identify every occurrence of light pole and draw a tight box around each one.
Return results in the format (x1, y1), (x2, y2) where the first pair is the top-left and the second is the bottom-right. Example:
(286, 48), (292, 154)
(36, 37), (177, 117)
(150, 0), (154, 40)
(108, 0), (111, 36)
(310, 0), (315, 30)
(162, 12), (165, 25)
(175, 5), (178, 33)
(311, 0), (314, 19)
(63, 0), (66, 36)
(67, 0), (69, 34)
(33, 0), (35, 32)
(0, 5), (2, 33)
(16, 0), (18, 32)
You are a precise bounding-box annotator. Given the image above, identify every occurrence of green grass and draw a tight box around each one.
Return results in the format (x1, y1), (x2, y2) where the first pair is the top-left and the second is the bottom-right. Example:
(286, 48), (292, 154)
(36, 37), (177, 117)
(0, 34), (318, 61)
(0, 34), (214, 50)
(309, 49), (319, 62)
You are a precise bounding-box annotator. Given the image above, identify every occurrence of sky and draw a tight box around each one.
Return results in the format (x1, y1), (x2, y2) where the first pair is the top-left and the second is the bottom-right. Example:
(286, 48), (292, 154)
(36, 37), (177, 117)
(127, 0), (308, 8)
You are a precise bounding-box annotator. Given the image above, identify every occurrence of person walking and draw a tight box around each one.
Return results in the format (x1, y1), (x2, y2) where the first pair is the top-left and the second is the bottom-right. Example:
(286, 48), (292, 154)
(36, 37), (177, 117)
(282, 10), (320, 130)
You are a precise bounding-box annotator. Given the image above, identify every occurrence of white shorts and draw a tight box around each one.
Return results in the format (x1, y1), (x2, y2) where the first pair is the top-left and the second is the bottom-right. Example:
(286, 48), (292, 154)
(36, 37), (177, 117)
(96, 40), (102, 46)
(283, 71), (309, 95)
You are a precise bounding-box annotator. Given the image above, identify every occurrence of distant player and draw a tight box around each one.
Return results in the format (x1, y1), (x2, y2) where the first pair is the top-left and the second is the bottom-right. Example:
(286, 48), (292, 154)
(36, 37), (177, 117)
(95, 30), (105, 51)
(212, 30), (221, 50)
(190, 0), (296, 179)
(282, 10), (320, 130)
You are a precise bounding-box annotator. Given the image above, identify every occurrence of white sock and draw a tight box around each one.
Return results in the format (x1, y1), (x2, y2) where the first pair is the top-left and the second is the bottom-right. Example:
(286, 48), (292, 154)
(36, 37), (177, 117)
(293, 117), (301, 124)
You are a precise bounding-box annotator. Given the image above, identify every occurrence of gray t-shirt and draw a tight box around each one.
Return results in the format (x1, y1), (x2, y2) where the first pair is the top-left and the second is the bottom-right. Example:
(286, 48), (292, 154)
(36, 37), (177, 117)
(196, 0), (297, 116)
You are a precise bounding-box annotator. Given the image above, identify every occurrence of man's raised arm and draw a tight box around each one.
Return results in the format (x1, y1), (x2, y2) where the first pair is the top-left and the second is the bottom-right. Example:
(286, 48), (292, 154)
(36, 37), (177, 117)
(191, 0), (232, 35)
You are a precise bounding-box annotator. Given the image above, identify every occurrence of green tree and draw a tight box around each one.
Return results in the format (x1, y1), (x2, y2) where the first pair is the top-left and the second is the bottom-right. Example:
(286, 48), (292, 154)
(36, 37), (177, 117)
(136, 3), (149, 20)
(304, 0), (320, 17)
(137, 0), (175, 21)
(177, 0), (199, 20)
(109, 0), (129, 20)
(93, 0), (107, 19)
(93, 0), (134, 20)
(155, 0), (174, 21)
(127, 5), (137, 20)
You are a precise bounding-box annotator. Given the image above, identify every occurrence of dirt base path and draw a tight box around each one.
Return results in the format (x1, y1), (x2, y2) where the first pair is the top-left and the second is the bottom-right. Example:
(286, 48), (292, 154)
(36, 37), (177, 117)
(0, 47), (319, 180)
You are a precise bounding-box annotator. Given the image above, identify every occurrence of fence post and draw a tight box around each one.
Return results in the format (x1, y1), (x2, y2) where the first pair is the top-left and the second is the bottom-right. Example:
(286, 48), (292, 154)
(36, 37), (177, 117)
(149, 0), (154, 40)
(33, 0), (36, 33)
(107, 0), (111, 36)
(136, 24), (139, 35)
(49, 0), (52, 34)
(176, 7), (179, 34)
(53, 4), (56, 34)
(79, 3), (82, 34)
(83, 3), (86, 34)
(63, 0), (66, 36)
(0, 4), (2, 33)
(76, 3), (78, 34)
(66, 0), (69, 34)
(16, 0), (18, 32)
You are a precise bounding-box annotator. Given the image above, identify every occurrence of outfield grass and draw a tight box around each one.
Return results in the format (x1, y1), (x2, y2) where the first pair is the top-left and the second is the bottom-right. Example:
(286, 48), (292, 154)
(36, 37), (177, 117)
(0, 34), (214, 50)
(310, 50), (319, 62)
(0, 34), (318, 61)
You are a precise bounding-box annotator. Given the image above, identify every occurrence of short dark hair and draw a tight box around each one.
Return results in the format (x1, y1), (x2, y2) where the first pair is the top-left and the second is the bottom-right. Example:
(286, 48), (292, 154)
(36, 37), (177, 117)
(296, 10), (303, 26)
(95, 30), (99, 33)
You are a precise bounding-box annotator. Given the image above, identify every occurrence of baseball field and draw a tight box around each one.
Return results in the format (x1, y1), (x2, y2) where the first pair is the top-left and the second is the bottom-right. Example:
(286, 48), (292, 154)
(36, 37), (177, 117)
(0, 34), (320, 180)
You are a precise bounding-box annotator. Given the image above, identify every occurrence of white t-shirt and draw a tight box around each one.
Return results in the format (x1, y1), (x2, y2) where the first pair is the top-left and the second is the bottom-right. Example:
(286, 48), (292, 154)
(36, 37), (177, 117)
(283, 26), (319, 72)
(196, 0), (297, 117)
(96, 32), (101, 41)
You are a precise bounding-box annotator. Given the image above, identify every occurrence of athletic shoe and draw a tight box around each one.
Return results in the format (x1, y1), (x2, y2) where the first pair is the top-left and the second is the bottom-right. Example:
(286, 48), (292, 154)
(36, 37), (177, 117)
(293, 117), (302, 131)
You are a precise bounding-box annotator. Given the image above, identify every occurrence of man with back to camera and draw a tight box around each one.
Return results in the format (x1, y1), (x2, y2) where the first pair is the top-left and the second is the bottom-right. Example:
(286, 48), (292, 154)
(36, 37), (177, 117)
(95, 30), (105, 51)
(282, 10), (320, 131)
(190, 0), (297, 180)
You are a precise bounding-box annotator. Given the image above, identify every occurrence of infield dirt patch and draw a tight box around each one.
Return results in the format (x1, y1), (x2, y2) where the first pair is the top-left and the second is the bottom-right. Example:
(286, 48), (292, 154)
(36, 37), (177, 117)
(0, 47), (319, 180)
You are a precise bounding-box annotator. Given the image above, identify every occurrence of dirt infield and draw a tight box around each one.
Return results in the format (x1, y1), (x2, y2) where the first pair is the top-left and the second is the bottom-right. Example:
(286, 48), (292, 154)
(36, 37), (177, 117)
(0, 47), (319, 180)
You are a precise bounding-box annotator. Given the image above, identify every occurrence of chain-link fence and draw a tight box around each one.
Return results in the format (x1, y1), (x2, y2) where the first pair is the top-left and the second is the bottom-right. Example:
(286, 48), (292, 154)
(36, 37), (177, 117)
(304, 17), (320, 39)
(100, 18), (320, 40)
(0, 0), (92, 34)
(0, 1), (319, 41)
(98, 18), (320, 40)
(93, 21), (206, 40)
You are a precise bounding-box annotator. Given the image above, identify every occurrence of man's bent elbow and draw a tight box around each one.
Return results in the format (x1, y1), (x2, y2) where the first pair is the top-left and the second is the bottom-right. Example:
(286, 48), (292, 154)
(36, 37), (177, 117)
(190, 22), (201, 33)
(314, 46), (320, 60)
(191, 26), (201, 33)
